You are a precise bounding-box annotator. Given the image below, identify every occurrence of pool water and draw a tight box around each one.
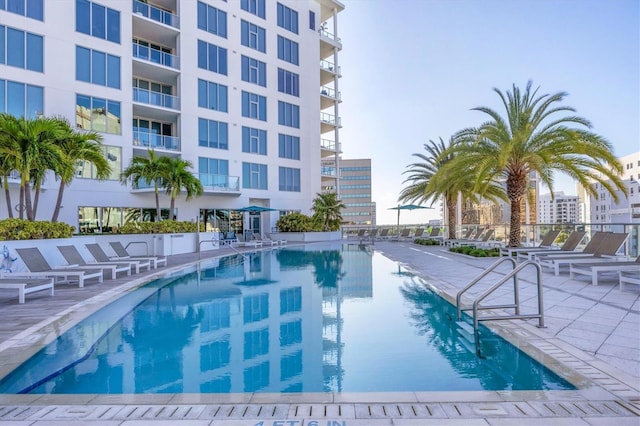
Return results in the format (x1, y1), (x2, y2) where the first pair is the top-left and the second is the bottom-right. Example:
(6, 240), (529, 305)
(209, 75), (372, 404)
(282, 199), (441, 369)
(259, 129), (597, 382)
(0, 244), (574, 394)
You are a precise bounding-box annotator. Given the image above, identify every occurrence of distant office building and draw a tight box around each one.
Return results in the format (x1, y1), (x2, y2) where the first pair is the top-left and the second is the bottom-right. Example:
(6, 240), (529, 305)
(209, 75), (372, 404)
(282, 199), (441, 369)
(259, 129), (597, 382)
(338, 158), (374, 226)
(538, 192), (581, 224)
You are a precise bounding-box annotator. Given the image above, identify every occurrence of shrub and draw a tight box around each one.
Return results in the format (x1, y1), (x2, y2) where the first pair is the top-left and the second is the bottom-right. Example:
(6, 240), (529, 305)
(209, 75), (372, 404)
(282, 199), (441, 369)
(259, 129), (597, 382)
(414, 238), (440, 246)
(119, 221), (203, 234)
(276, 212), (315, 232)
(449, 246), (500, 257)
(0, 218), (74, 240)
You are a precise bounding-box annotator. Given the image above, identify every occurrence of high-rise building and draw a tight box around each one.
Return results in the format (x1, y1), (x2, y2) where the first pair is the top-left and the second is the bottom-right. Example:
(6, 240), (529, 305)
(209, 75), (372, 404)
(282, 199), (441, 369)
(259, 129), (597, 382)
(538, 192), (581, 224)
(0, 0), (344, 236)
(338, 158), (374, 228)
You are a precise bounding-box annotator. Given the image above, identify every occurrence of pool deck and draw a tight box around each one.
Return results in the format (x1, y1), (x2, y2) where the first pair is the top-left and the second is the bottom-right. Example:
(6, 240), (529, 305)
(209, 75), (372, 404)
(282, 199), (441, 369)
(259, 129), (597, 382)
(0, 240), (638, 425)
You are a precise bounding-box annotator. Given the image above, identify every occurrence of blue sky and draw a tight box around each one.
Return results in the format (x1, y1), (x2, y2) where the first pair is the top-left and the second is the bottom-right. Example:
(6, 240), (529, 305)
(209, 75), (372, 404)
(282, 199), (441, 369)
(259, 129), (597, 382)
(336, 0), (640, 225)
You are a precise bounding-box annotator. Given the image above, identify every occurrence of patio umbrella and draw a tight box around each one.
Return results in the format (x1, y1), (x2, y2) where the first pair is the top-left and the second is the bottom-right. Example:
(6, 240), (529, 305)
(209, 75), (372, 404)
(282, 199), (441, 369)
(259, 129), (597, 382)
(236, 205), (277, 238)
(388, 204), (432, 238)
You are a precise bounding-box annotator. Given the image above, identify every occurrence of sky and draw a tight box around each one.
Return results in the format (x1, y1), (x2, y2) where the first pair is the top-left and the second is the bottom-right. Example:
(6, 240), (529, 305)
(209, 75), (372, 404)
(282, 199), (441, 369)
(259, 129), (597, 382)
(336, 0), (640, 225)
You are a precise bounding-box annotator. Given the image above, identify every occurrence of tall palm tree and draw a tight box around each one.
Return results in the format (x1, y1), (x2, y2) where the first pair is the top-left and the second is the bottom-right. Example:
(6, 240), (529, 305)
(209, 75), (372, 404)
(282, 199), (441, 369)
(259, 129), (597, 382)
(121, 150), (166, 221)
(50, 118), (111, 222)
(311, 192), (345, 231)
(0, 114), (66, 220)
(446, 81), (625, 247)
(159, 156), (203, 220)
(0, 155), (15, 218)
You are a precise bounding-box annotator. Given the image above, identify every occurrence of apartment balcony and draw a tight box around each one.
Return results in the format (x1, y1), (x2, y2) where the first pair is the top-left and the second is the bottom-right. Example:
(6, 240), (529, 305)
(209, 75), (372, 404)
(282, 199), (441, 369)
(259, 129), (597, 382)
(321, 166), (337, 178)
(132, 129), (180, 152)
(321, 138), (341, 157)
(320, 86), (341, 109)
(199, 173), (241, 195)
(319, 27), (342, 59)
(320, 59), (341, 85)
(132, 41), (180, 72)
(133, 0), (179, 30)
(133, 87), (179, 110)
(320, 112), (341, 134)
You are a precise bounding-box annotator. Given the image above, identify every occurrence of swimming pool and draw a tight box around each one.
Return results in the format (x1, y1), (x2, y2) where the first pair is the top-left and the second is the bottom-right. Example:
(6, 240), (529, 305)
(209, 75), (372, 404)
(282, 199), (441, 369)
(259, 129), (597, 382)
(0, 244), (574, 394)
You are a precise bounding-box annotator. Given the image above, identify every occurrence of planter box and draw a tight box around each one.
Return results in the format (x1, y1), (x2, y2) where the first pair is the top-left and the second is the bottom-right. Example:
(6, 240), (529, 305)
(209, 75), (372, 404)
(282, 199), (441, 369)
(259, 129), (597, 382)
(270, 231), (341, 242)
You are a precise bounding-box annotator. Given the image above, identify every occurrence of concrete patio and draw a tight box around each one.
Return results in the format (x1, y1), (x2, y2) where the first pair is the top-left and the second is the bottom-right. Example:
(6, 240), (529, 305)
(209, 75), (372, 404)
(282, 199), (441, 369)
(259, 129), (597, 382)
(0, 240), (638, 425)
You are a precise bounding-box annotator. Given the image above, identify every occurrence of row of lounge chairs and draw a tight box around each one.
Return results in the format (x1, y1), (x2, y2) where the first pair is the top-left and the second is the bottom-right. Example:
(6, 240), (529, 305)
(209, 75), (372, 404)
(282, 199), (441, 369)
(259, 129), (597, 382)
(348, 227), (444, 242)
(0, 242), (167, 304)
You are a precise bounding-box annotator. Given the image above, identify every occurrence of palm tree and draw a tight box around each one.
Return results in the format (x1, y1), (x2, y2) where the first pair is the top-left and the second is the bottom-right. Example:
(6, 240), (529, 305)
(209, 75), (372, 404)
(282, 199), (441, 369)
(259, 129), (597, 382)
(50, 118), (111, 222)
(0, 155), (15, 218)
(311, 192), (345, 231)
(120, 150), (166, 221)
(159, 156), (203, 220)
(446, 81), (625, 247)
(0, 114), (66, 220)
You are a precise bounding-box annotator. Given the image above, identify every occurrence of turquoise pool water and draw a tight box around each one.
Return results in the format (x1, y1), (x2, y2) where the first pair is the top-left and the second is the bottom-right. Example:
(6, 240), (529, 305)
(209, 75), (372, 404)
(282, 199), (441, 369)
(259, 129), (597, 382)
(0, 244), (574, 394)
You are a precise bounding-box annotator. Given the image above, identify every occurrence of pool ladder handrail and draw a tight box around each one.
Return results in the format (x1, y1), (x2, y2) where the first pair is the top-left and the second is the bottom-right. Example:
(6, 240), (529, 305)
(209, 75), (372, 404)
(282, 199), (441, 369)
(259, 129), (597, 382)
(124, 240), (150, 255)
(455, 258), (545, 356)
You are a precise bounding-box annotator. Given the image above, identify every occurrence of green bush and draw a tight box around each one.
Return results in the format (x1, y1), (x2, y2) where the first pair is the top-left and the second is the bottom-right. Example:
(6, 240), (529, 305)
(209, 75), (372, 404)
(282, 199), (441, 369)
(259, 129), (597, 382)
(0, 218), (75, 240)
(276, 212), (315, 232)
(414, 238), (441, 246)
(119, 221), (203, 234)
(449, 246), (500, 257)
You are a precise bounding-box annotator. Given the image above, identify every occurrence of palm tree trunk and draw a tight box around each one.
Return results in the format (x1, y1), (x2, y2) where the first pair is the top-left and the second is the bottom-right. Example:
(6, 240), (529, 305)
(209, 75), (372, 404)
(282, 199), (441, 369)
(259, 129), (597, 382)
(32, 182), (41, 219)
(169, 197), (175, 220)
(154, 185), (161, 221)
(506, 175), (527, 247)
(446, 196), (456, 239)
(18, 185), (24, 219)
(51, 180), (65, 222)
(23, 181), (34, 221)
(3, 176), (12, 218)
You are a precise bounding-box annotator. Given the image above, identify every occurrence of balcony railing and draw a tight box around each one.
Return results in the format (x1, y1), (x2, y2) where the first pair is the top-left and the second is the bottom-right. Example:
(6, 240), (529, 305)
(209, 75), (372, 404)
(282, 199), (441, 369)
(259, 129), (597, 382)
(320, 86), (340, 100)
(199, 173), (240, 192)
(133, 130), (180, 151)
(319, 27), (341, 43)
(320, 112), (340, 126)
(321, 166), (337, 177)
(133, 87), (179, 109)
(320, 59), (340, 74)
(133, 0), (179, 28)
(132, 42), (179, 69)
(321, 138), (339, 151)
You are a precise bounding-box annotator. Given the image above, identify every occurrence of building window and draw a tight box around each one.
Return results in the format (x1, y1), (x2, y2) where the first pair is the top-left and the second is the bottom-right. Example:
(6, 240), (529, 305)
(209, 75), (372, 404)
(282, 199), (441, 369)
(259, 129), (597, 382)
(198, 79), (228, 112)
(278, 134), (300, 160)
(280, 287), (302, 314)
(76, 46), (120, 89)
(197, 1), (227, 38)
(199, 157), (229, 185)
(242, 162), (267, 189)
(279, 167), (300, 192)
(277, 35), (298, 65)
(241, 55), (267, 87)
(1, 0), (43, 20)
(0, 26), (43, 72)
(277, 3), (298, 34)
(277, 68), (299, 97)
(244, 328), (269, 360)
(75, 145), (121, 180)
(240, 0), (265, 19)
(133, 118), (175, 150)
(197, 40), (227, 75)
(278, 101), (299, 128)
(280, 320), (301, 347)
(0, 79), (43, 118)
(75, 94), (121, 134)
(199, 118), (228, 150)
(241, 20), (266, 53)
(241, 91), (267, 121)
(242, 126), (267, 155)
(309, 10), (315, 30)
(76, 0), (120, 43)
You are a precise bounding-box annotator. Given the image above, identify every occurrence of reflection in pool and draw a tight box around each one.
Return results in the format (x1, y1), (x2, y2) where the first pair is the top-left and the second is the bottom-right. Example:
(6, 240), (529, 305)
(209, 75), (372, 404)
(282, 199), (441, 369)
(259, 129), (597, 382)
(0, 243), (574, 394)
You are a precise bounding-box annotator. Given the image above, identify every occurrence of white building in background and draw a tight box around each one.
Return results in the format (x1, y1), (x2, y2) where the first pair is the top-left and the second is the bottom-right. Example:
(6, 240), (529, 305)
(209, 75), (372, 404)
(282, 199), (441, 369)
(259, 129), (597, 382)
(538, 192), (581, 224)
(0, 0), (344, 236)
(578, 152), (640, 224)
(339, 158), (374, 227)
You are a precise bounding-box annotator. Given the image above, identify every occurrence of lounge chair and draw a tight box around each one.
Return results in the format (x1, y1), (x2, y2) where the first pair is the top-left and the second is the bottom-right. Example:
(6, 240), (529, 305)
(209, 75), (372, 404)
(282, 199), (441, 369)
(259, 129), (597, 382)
(426, 227), (444, 243)
(12, 247), (103, 288)
(619, 270), (640, 292)
(265, 233), (287, 245)
(57, 245), (132, 279)
(349, 229), (367, 239)
(411, 228), (425, 240)
(515, 231), (586, 262)
(538, 232), (628, 276)
(391, 228), (411, 241)
(0, 277), (54, 304)
(570, 255), (640, 286)
(220, 232), (239, 246)
(376, 228), (391, 240)
(500, 229), (560, 257)
(452, 228), (491, 247)
(86, 244), (151, 273)
(108, 241), (167, 268)
(445, 228), (480, 247)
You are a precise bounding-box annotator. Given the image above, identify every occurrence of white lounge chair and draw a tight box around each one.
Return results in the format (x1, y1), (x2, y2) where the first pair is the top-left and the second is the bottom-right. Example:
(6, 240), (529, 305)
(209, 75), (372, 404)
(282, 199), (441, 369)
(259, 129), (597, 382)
(12, 247), (103, 288)
(109, 241), (167, 268)
(515, 231), (586, 262)
(0, 277), (54, 304)
(569, 256), (640, 286)
(619, 270), (640, 292)
(86, 244), (151, 273)
(500, 229), (560, 257)
(58, 245), (132, 279)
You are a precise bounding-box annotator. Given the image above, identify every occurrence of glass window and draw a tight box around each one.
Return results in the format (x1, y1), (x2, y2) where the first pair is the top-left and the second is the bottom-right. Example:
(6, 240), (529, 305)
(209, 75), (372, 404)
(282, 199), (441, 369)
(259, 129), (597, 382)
(76, 46), (91, 82)
(277, 35), (298, 65)
(106, 54), (120, 89)
(76, 46), (120, 88)
(242, 162), (267, 189)
(244, 328), (269, 360)
(199, 157), (229, 187)
(197, 1), (227, 38)
(26, 32), (43, 72)
(240, 20), (266, 53)
(242, 126), (267, 155)
(76, 0), (90, 34)
(278, 134), (300, 160)
(76, 145), (121, 180)
(198, 118), (228, 150)
(278, 101), (300, 128)
(277, 3), (298, 34)
(76, 0), (120, 43)
(0, 26), (4, 64)
(277, 68), (299, 96)
(309, 10), (315, 30)
(2, 27), (43, 72)
(280, 320), (302, 347)
(241, 91), (267, 121)
(91, 2), (105, 39)
(6, 0), (24, 15)
(75, 94), (121, 134)
(241, 55), (266, 87)
(280, 287), (302, 314)
(240, 0), (265, 19)
(0, 79), (42, 118)
(6, 27), (24, 68)
(2, 0), (42, 20)
(91, 50), (106, 86)
(279, 167), (300, 192)
(197, 40), (227, 75)
(197, 79), (228, 112)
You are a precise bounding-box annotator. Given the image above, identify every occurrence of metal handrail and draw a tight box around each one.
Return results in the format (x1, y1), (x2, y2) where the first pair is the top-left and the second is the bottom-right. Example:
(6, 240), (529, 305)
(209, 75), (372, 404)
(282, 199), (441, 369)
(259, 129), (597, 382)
(197, 239), (219, 259)
(124, 241), (149, 255)
(456, 257), (516, 320)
